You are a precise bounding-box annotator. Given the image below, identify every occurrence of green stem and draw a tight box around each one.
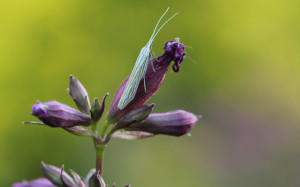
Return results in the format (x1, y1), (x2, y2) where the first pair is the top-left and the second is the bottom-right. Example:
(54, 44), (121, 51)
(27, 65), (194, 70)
(100, 120), (110, 139)
(92, 120), (112, 176)
(91, 121), (97, 132)
(94, 143), (106, 176)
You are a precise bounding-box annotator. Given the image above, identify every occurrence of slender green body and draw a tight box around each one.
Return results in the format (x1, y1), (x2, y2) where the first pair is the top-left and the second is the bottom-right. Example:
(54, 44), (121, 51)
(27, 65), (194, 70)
(118, 8), (178, 110)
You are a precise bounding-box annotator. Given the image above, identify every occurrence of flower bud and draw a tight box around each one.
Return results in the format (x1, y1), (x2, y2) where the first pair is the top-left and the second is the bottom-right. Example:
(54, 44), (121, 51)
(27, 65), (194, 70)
(32, 101), (90, 128)
(41, 162), (75, 187)
(68, 75), (91, 115)
(90, 94), (108, 123)
(107, 39), (186, 123)
(125, 110), (200, 137)
(88, 170), (106, 187)
(12, 178), (56, 187)
(70, 170), (85, 187)
(85, 169), (96, 185)
(121, 104), (155, 123)
(113, 104), (155, 131)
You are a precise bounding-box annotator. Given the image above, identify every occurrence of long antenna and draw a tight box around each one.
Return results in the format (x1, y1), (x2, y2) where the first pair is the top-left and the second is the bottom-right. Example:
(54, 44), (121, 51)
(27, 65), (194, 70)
(149, 7), (170, 42)
(151, 12), (179, 41)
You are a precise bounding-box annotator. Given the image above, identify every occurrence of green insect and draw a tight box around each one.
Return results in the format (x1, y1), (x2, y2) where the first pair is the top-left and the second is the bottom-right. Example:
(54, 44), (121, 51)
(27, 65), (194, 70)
(118, 7), (178, 110)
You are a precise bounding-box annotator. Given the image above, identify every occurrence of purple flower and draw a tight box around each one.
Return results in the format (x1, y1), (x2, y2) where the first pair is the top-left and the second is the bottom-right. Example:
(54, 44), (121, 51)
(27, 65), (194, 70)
(125, 110), (200, 137)
(32, 101), (90, 128)
(12, 178), (56, 187)
(107, 38), (186, 123)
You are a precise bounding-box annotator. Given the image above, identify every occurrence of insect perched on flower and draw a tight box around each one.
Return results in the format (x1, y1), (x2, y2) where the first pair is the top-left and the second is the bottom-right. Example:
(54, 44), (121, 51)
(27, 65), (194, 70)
(117, 7), (178, 110)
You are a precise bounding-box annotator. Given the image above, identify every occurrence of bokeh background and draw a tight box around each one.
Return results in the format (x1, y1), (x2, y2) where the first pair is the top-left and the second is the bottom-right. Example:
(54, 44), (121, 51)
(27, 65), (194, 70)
(1, 0), (300, 186)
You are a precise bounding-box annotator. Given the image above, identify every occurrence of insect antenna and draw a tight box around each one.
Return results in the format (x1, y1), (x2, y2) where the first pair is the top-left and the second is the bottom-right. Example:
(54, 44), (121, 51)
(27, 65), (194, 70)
(148, 8), (179, 73)
(150, 11), (179, 42)
(148, 7), (170, 43)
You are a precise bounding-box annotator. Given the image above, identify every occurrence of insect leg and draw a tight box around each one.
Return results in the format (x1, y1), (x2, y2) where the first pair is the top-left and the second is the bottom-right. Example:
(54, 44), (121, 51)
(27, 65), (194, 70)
(151, 50), (156, 58)
(150, 51), (156, 73)
(143, 54), (151, 92)
(144, 75), (147, 92)
(152, 50), (160, 62)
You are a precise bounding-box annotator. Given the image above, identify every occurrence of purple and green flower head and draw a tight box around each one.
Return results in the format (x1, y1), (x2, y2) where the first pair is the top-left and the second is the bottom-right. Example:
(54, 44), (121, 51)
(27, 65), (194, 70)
(107, 38), (187, 124)
(18, 37), (199, 187)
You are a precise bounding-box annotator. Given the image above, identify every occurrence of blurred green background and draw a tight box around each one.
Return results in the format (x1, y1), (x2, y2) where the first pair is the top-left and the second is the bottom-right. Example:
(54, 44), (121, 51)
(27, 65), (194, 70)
(1, 0), (300, 186)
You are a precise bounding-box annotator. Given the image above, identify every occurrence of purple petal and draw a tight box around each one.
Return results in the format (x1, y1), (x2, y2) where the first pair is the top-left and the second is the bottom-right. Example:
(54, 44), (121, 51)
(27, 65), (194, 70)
(32, 102), (48, 117)
(125, 110), (200, 137)
(12, 178), (57, 187)
(32, 101), (91, 128)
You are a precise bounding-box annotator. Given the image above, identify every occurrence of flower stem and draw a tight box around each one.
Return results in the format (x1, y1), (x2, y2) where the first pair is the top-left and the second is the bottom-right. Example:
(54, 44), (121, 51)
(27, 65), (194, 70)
(91, 120), (111, 176)
(100, 120), (110, 139)
(95, 143), (106, 176)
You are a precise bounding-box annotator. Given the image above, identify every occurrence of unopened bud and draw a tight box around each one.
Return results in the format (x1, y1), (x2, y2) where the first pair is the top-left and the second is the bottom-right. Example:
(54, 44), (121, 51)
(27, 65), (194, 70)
(88, 170), (106, 187)
(114, 104), (155, 131)
(32, 101), (90, 128)
(41, 162), (75, 187)
(126, 110), (199, 137)
(90, 94), (109, 123)
(68, 75), (91, 115)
